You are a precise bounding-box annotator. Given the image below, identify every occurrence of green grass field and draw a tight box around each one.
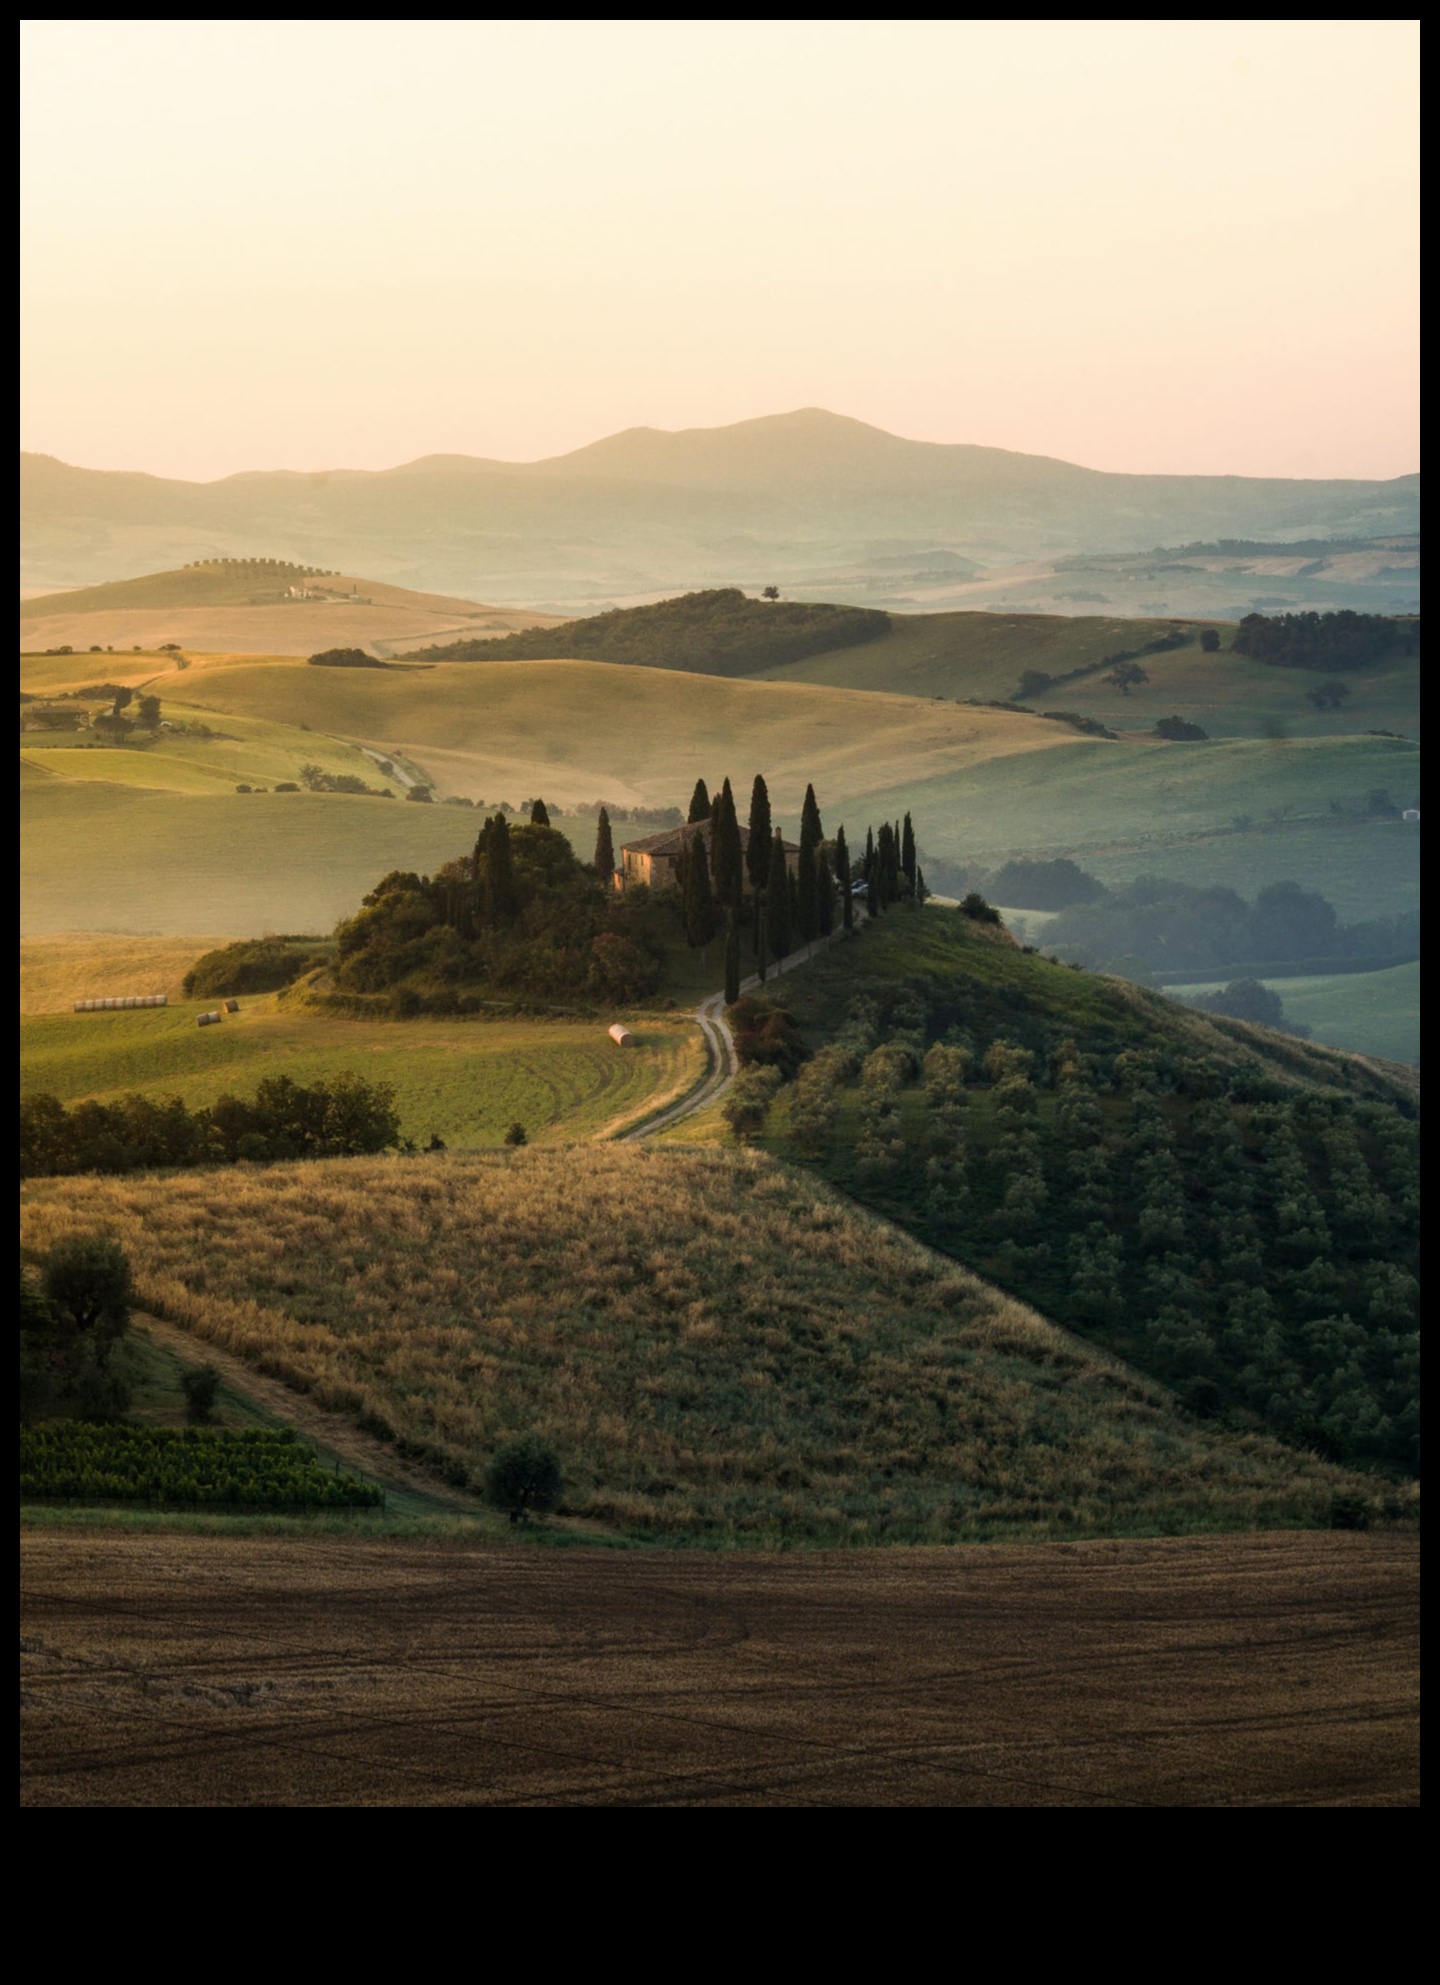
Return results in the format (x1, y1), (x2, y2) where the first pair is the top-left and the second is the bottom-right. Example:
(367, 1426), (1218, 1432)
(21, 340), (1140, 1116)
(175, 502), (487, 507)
(19, 992), (702, 1147)
(20, 700), (388, 796)
(20, 774), (481, 936)
(882, 734), (1421, 921)
(766, 611), (1212, 701)
(1166, 961), (1420, 1069)
(766, 611), (1420, 743)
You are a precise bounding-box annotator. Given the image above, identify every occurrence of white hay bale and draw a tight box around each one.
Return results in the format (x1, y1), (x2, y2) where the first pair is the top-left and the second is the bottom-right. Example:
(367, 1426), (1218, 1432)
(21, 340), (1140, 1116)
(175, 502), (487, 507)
(608, 1023), (636, 1047)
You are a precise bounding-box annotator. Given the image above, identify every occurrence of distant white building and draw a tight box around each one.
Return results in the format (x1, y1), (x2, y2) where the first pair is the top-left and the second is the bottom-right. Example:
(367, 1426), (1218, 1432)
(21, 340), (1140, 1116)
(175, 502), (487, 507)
(1402, 808), (1420, 822)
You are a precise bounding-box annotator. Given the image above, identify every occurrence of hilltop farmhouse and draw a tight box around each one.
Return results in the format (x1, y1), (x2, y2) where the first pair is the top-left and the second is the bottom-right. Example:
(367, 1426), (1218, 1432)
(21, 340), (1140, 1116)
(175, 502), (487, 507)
(618, 817), (800, 891)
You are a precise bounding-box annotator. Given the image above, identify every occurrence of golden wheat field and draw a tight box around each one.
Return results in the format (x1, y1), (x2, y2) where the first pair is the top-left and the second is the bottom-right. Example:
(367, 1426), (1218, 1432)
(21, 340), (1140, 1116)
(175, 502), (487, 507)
(20, 1147), (1382, 1543)
(19, 1529), (1419, 1807)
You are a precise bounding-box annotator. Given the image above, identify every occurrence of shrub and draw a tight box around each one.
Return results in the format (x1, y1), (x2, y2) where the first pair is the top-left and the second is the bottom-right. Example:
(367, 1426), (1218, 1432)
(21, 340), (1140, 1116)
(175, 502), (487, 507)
(41, 1236), (132, 1367)
(485, 1435), (562, 1525)
(723, 1065), (782, 1140)
(180, 1363), (222, 1425)
(504, 1122), (528, 1147)
(959, 893), (1001, 925)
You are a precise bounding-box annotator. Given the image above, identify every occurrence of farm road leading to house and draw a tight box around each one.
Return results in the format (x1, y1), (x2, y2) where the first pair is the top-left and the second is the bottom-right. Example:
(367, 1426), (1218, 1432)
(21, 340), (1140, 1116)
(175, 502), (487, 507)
(20, 1530), (1418, 1807)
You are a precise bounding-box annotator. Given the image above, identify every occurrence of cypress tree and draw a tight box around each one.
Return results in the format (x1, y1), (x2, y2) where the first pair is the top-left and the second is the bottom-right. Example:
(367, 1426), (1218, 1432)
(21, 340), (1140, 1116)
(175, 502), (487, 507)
(530, 797), (550, 827)
(480, 812), (520, 926)
(724, 907), (741, 1005)
(796, 832), (819, 943)
(816, 847), (834, 936)
(901, 812), (916, 895)
(746, 774), (772, 892)
(800, 781), (823, 849)
(593, 806), (615, 882)
(874, 823), (895, 913)
(683, 830), (717, 955)
(766, 828), (792, 961)
(688, 778), (711, 824)
(835, 824), (853, 930)
(712, 781), (741, 908)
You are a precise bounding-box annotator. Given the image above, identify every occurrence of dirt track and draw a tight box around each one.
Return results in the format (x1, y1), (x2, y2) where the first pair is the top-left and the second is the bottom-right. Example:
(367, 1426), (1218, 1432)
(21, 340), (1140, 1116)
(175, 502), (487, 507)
(20, 1530), (1418, 1807)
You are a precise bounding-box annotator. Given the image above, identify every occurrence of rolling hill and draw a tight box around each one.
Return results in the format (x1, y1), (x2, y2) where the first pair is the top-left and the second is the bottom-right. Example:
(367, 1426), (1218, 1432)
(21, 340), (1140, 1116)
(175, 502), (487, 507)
(21, 410), (1419, 609)
(19, 560), (559, 656)
(20, 648), (1420, 936)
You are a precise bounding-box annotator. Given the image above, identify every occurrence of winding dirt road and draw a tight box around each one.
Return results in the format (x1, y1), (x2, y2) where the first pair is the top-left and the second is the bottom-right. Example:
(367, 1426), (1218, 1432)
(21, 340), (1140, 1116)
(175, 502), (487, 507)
(622, 922), (857, 1141)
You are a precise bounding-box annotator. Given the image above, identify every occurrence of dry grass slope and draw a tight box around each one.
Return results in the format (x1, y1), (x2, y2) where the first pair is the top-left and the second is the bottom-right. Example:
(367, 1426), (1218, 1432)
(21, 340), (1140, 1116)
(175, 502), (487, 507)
(21, 1147), (1377, 1544)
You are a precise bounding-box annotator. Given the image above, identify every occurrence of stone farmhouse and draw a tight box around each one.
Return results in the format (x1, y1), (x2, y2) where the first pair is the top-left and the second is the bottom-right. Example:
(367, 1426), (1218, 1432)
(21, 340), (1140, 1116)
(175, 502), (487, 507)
(618, 817), (800, 892)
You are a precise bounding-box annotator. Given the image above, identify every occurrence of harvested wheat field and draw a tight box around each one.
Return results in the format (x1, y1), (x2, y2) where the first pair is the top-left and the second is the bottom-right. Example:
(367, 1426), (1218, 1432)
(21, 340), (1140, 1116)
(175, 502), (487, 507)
(20, 1529), (1418, 1807)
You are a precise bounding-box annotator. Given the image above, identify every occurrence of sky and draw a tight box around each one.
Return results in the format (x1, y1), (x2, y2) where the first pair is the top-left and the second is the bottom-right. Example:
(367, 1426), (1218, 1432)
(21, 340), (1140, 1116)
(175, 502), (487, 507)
(20, 19), (1419, 483)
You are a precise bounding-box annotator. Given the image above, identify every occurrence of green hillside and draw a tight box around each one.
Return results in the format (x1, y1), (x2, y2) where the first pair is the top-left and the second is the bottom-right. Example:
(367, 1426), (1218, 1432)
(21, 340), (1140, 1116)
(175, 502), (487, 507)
(768, 609), (1421, 742)
(20, 774), (478, 936)
(768, 610), (1203, 700)
(22, 652), (1420, 937)
(19, 1146), (1384, 1543)
(866, 733), (1420, 921)
(413, 587), (889, 674)
(1168, 962), (1421, 1070)
(737, 906), (1419, 1471)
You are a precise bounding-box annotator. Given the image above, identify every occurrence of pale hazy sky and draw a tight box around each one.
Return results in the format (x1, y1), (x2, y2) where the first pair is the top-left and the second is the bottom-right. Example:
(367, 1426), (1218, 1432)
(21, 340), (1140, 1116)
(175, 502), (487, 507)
(20, 19), (1419, 483)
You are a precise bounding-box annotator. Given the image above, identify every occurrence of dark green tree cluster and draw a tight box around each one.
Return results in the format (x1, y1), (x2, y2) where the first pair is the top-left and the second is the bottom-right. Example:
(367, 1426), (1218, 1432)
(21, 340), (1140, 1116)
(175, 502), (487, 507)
(21, 1073), (401, 1179)
(1046, 876), (1415, 979)
(411, 588), (888, 673)
(1232, 610), (1418, 672)
(986, 858), (1107, 910)
(781, 1018), (1420, 1471)
(185, 936), (331, 999)
(859, 812), (920, 913)
(306, 648), (389, 669)
(331, 813), (659, 1008)
(20, 1239), (134, 1422)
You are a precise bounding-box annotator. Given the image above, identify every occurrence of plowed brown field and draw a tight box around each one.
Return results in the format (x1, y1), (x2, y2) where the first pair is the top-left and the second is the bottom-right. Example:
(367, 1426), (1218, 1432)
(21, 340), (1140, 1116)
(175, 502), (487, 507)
(20, 1529), (1418, 1807)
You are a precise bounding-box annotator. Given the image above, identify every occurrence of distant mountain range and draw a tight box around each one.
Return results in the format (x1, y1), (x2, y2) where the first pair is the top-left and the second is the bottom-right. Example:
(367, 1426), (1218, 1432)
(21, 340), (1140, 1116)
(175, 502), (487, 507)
(21, 409), (1420, 614)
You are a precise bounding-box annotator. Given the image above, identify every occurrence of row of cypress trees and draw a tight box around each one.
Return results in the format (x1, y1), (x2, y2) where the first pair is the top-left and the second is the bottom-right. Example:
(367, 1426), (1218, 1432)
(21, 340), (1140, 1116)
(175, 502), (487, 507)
(584, 773), (925, 1003)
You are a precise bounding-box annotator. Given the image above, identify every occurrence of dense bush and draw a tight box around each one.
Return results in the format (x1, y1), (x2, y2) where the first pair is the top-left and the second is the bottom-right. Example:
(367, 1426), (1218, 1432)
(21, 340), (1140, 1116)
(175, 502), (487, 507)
(1045, 876), (1414, 979)
(1232, 610), (1418, 672)
(307, 648), (387, 668)
(184, 935), (330, 998)
(986, 858), (1107, 910)
(20, 1073), (401, 1178)
(728, 997), (806, 1078)
(330, 818), (675, 1010)
(20, 1423), (383, 1508)
(484, 1435), (562, 1524)
(22, 1239), (135, 1421)
(411, 588), (889, 675)
(1183, 978), (1309, 1036)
